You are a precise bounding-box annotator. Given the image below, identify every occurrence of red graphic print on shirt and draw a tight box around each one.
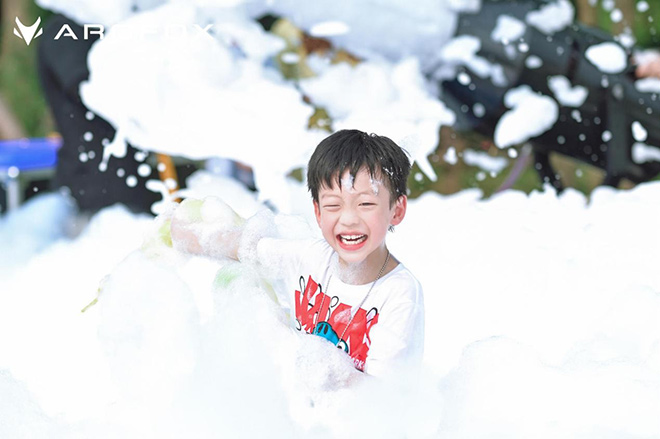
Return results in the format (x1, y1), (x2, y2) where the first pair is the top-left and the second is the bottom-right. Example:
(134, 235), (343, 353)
(295, 275), (379, 371)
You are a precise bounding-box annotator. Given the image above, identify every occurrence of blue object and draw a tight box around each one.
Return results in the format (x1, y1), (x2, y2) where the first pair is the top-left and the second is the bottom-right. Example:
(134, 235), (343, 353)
(0, 137), (61, 171)
(312, 322), (349, 353)
(313, 321), (340, 345)
(0, 138), (62, 212)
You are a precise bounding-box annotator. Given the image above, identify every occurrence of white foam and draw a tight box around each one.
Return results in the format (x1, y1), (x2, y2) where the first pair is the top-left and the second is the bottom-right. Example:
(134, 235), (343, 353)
(548, 75), (589, 107)
(635, 77), (660, 94)
(309, 20), (350, 37)
(300, 57), (454, 182)
(632, 142), (660, 163)
(495, 86), (559, 148)
(526, 0), (574, 35)
(463, 149), (508, 173)
(632, 121), (649, 142)
(3, 182), (660, 436)
(491, 15), (526, 44)
(586, 42), (628, 74)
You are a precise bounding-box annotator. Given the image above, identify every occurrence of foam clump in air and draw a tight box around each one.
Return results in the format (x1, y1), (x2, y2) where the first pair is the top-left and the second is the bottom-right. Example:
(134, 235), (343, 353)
(300, 57), (454, 181)
(632, 142), (660, 164)
(548, 75), (589, 107)
(635, 77), (660, 93)
(585, 42), (627, 74)
(309, 20), (350, 37)
(462, 149), (508, 173)
(255, 0), (455, 61)
(445, 0), (481, 13)
(526, 0), (574, 35)
(439, 35), (508, 87)
(491, 15), (526, 44)
(79, 1), (322, 210)
(35, 0), (165, 26)
(494, 85), (559, 148)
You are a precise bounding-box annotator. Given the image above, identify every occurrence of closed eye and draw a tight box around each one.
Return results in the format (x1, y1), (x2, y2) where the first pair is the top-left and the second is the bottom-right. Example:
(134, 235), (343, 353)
(359, 203), (376, 207)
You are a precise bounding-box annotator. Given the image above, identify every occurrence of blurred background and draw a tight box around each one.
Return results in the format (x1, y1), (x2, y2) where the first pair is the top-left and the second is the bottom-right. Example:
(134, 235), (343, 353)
(2, 0), (660, 218)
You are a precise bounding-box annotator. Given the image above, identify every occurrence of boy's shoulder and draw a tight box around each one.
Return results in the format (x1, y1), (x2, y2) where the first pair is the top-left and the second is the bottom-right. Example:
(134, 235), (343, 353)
(377, 262), (423, 306)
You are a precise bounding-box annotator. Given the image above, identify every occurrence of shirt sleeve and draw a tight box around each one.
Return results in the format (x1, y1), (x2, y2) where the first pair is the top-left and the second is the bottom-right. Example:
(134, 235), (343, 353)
(255, 237), (319, 281)
(363, 275), (425, 378)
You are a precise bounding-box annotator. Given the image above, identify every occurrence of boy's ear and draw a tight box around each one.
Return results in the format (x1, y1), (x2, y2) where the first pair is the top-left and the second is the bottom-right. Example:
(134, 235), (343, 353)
(313, 200), (322, 227)
(390, 195), (407, 227)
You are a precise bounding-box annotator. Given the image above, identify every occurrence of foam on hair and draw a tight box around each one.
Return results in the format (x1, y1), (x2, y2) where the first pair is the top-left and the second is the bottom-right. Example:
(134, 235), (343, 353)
(307, 129), (411, 205)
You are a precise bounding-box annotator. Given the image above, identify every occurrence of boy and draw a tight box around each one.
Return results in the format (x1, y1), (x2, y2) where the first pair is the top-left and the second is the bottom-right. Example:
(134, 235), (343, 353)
(171, 129), (424, 377)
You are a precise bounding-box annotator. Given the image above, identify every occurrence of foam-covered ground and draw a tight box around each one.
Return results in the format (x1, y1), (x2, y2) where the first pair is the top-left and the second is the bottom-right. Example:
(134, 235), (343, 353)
(1, 176), (659, 438)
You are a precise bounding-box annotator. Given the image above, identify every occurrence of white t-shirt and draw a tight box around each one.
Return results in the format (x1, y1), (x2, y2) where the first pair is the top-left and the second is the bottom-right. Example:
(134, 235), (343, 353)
(256, 238), (424, 377)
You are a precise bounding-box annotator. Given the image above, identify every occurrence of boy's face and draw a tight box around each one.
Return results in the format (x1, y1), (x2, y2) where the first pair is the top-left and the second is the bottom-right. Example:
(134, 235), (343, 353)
(314, 168), (406, 268)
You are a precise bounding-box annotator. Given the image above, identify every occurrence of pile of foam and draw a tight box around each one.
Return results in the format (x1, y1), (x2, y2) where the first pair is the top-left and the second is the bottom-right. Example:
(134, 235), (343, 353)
(1, 177), (659, 437)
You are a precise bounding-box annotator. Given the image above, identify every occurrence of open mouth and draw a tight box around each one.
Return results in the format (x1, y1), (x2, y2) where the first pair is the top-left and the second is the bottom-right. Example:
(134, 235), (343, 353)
(338, 234), (367, 246)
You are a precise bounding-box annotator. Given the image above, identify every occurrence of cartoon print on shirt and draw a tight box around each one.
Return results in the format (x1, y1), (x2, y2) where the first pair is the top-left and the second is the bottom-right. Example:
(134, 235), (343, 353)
(295, 275), (380, 371)
(312, 322), (340, 347)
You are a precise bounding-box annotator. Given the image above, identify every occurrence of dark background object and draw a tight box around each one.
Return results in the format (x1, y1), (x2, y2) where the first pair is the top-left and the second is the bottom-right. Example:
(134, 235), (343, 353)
(438, 0), (660, 191)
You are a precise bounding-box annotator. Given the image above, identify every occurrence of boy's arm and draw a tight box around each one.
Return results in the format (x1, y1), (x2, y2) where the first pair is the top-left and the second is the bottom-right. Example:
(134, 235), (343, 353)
(168, 197), (248, 261)
(168, 197), (310, 272)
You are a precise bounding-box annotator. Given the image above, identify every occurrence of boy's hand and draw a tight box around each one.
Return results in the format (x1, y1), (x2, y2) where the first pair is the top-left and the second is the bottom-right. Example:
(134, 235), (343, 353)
(170, 197), (245, 260)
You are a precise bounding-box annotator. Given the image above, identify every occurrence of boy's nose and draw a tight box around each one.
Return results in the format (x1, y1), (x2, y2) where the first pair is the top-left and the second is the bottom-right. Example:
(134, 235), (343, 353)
(339, 207), (359, 226)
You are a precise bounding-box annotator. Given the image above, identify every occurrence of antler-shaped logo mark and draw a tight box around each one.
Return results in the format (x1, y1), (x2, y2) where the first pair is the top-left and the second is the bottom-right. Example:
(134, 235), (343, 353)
(14, 17), (43, 46)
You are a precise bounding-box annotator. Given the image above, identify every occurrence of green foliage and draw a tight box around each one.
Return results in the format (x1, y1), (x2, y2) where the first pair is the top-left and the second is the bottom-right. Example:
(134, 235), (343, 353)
(0, 4), (54, 137)
(407, 151), (544, 201)
(589, 0), (660, 47)
(632, 0), (660, 47)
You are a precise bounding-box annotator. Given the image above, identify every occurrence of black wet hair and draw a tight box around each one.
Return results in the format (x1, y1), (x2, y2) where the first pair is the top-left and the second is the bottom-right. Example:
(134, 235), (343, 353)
(307, 129), (411, 205)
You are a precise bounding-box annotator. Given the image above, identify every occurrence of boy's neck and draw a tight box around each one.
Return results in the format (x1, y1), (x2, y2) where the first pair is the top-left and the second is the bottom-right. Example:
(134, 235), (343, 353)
(334, 245), (394, 285)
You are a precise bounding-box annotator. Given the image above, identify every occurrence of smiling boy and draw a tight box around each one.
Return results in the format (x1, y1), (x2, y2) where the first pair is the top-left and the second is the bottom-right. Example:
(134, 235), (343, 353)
(298, 129), (424, 375)
(171, 129), (424, 377)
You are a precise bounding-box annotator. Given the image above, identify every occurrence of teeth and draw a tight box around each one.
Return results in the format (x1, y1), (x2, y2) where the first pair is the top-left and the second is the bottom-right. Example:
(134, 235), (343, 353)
(340, 234), (366, 245)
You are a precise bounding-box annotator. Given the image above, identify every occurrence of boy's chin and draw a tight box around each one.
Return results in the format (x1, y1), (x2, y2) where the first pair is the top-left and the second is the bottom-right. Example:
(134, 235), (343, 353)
(334, 245), (368, 265)
(333, 245), (375, 267)
(336, 253), (368, 266)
